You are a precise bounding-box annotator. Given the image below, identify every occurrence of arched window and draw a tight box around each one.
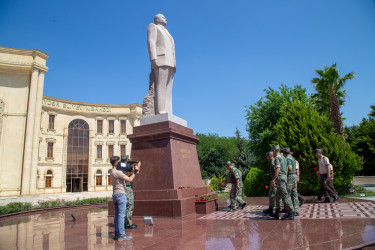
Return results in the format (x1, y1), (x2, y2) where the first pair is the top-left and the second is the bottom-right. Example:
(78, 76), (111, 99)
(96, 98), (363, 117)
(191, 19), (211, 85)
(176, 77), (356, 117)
(107, 169), (112, 185)
(45, 170), (53, 188)
(66, 119), (89, 192)
(96, 169), (102, 186)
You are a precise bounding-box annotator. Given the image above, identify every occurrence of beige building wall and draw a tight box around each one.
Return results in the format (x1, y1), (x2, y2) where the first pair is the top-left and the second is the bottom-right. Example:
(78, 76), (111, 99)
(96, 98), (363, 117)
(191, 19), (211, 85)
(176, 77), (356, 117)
(37, 97), (142, 194)
(0, 46), (49, 196)
(0, 46), (142, 197)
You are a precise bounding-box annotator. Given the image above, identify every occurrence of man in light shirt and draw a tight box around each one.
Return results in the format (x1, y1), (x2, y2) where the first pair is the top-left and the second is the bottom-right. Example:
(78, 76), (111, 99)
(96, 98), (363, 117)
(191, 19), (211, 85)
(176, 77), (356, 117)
(315, 149), (338, 203)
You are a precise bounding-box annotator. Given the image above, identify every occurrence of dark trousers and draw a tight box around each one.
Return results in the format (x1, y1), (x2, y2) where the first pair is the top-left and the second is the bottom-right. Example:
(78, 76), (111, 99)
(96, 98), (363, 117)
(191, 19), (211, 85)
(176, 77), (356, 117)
(319, 174), (337, 198)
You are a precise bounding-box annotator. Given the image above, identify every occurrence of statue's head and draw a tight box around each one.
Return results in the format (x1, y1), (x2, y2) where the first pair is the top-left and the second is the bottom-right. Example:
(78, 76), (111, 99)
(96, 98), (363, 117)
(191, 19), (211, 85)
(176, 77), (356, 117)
(154, 14), (167, 26)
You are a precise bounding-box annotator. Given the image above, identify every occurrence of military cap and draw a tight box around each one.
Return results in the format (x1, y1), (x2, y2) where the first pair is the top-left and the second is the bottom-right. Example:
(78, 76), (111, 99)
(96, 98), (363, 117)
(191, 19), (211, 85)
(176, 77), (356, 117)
(272, 145), (280, 151)
(266, 151), (273, 156)
(226, 161), (232, 165)
(283, 147), (291, 154)
(315, 149), (323, 154)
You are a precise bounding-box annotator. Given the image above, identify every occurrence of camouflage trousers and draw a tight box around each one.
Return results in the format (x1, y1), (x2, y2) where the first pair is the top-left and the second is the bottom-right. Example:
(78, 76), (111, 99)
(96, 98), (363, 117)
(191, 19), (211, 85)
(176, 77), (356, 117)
(230, 184), (245, 209)
(275, 174), (294, 213)
(268, 185), (277, 208)
(287, 174), (299, 213)
(125, 187), (134, 226)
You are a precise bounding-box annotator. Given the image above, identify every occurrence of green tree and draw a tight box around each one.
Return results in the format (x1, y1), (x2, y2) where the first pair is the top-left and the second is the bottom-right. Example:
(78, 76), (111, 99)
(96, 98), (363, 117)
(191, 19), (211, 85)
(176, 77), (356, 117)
(369, 105), (375, 118)
(275, 100), (363, 195)
(350, 115), (375, 176)
(196, 133), (237, 179)
(245, 84), (309, 171)
(234, 128), (254, 178)
(311, 63), (355, 135)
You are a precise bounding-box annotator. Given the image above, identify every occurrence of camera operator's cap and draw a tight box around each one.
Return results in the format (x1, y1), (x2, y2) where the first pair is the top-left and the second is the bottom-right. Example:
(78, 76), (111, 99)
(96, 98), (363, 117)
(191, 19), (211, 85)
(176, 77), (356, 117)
(124, 155), (129, 159)
(315, 149), (323, 154)
(266, 151), (273, 156)
(272, 145), (280, 151)
(283, 147), (291, 154)
(226, 161), (232, 165)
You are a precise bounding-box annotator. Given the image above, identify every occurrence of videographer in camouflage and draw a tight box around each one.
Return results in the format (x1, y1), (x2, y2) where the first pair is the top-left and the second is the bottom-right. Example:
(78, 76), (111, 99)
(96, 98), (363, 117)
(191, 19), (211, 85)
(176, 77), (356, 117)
(222, 161), (247, 211)
(263, 151), (276, 215)
(283, 147), (299, 216)
(271, 145), (294, 220)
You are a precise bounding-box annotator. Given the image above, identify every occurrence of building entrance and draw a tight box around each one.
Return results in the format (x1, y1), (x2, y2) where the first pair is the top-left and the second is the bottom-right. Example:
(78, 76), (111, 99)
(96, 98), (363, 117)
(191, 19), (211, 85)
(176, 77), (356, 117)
(66, 119), (89, 192)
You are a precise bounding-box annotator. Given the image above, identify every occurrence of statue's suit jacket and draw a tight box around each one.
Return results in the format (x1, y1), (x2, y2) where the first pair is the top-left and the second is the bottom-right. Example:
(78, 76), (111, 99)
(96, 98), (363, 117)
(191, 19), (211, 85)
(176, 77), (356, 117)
(147, 23), (176, 69)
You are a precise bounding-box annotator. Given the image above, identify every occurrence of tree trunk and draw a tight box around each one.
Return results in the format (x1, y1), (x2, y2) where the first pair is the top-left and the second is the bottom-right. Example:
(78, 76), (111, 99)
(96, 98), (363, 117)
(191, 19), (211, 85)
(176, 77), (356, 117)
(329, 88), (344, 135)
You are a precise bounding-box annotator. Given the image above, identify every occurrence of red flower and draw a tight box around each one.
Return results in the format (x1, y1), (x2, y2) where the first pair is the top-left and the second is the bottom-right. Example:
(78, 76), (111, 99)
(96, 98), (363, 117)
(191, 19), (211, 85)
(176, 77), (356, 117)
(187, 186), (190, 188)
(196, 200), (199, 202)
(195, 194), (198, 197)
(265, 185), (269, 190)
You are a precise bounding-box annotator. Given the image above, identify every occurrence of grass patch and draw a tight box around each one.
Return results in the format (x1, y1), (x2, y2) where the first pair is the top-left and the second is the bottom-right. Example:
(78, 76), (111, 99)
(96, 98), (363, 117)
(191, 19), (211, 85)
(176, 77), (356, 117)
(217, 192), (229, 198)
(0, 197), (112, 216)
(341, 186), (375, 198)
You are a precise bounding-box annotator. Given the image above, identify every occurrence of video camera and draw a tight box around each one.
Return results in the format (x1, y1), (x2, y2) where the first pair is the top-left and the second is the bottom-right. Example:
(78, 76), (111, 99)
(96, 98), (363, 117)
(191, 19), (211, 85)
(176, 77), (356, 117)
(117, 155), (139, 174)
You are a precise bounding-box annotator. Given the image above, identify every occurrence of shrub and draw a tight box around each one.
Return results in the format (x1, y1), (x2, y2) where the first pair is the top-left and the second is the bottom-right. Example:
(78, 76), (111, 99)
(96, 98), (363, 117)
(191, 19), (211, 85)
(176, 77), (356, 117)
(0, 202), (33, 215)
(275, 100), (363, 195)
(0, 197), (112, 216)
(210, 175), (226, 192)
(243, 168), (269, 197)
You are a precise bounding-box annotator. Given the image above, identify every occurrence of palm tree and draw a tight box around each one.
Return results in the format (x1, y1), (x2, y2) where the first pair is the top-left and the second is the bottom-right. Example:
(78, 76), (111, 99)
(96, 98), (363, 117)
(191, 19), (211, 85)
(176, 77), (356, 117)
(369, 105), (375, 118)
(311, 63), (355, 135)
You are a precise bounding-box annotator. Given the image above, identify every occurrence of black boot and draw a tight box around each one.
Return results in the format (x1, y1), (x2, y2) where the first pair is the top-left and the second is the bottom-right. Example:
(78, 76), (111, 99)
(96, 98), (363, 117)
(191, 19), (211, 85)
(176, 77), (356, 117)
(324, 197), (330, 203)
(284, 213), (294, 220)
(299, 198), (306, 207)
(273, 209), (280, 220)
(280, 208), (287, 213)
(263, 207), (273, 214)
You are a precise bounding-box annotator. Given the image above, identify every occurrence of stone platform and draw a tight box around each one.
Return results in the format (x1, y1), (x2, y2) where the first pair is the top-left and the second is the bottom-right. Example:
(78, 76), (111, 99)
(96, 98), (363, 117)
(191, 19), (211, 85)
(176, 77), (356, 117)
(1, 197), (375, 249)
(125, 120), (213, 217)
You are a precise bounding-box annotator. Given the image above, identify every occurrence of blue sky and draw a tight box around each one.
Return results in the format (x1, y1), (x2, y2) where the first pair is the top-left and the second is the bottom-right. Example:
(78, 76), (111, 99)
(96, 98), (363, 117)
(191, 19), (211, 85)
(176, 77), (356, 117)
(1, 0), (374, 137)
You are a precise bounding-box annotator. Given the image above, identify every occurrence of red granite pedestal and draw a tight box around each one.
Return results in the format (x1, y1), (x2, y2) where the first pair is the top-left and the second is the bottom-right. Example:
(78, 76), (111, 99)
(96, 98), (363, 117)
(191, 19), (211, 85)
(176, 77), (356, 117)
(127, 120), (216, 217)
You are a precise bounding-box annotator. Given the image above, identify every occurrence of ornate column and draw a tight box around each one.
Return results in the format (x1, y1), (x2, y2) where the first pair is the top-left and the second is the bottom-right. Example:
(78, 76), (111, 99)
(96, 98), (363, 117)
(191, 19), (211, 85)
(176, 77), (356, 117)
(21, 68), (39, 195)
(29, 71), (45, 194)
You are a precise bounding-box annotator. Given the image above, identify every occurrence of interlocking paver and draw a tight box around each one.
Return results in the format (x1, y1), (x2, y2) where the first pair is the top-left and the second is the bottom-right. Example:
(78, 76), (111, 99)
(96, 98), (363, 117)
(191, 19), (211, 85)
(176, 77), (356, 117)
(199, 202), (375, 220)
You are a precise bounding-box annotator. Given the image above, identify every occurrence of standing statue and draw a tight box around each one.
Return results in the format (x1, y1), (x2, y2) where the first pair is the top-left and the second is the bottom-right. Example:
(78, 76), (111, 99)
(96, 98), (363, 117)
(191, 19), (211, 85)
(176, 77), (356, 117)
(143, 14), (176, 116)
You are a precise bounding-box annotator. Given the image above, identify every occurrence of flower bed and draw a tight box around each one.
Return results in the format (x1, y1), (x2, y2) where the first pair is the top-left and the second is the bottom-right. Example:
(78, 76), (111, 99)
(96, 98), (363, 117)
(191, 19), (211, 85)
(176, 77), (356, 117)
(195, 195), (218, 214)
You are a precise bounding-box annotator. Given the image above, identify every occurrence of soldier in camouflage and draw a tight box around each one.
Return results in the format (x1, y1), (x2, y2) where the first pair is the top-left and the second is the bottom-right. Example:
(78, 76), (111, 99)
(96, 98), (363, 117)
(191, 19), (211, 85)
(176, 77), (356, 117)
(125, 180), (135, 229)
(271, 145), (294, 220)
(283, 148), (299, 216)
(223, 161), (247, 211)
(263, 152), (277, 215)
(124, 161), (141, 229)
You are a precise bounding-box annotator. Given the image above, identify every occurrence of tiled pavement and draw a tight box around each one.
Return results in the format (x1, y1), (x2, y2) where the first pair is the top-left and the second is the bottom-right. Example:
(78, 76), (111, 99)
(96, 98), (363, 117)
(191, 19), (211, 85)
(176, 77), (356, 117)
(200, 202), (375, 220)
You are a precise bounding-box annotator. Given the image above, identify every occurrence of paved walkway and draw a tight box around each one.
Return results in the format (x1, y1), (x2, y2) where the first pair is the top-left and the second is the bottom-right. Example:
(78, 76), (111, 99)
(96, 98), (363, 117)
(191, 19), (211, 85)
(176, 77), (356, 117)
(200, 202), (375, 220)
(0, 191), (112, 206)
(1, 197), (374, 249)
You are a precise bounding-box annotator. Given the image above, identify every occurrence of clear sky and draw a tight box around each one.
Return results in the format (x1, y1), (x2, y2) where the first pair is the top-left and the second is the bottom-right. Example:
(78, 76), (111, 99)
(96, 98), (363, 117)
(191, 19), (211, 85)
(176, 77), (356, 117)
(1, 0), (374, 137)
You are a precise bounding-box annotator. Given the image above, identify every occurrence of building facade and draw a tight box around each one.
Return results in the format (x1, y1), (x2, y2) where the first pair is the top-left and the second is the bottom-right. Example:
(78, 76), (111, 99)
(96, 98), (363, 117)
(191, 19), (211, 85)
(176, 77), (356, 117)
(0, 46), (142, 197)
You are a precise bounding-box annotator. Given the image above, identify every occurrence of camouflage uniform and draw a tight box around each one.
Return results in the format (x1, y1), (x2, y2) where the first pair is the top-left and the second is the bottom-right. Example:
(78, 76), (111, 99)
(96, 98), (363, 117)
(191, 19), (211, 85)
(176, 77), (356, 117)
(286, 155), (299, 213)
(268, 158), (277, 209)
(125, 181), (134, 226)
(227, 167), (246, 210)
(275, 154), (294, 213)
